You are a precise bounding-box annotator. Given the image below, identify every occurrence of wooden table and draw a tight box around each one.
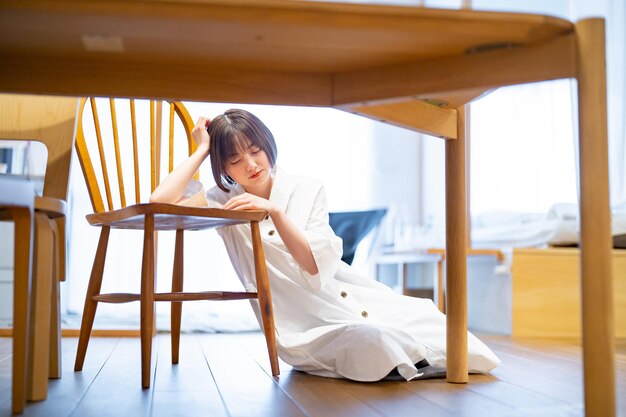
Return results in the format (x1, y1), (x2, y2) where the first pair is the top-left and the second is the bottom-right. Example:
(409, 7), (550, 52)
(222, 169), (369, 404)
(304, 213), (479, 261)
(0, 1), (614, 416)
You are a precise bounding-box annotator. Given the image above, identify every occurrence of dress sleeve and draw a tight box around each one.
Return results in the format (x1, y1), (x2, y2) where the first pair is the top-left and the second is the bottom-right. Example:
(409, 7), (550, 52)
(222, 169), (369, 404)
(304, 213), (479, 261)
(181, 178), (204, 199)
(204, 186), (226, 209)
(182, 179), (224, 209)
(297, 185), (343, 290)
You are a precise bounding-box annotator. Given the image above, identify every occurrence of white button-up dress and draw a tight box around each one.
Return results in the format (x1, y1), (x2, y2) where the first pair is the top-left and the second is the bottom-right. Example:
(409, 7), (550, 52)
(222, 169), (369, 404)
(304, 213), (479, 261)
(191, 168), (500, 381)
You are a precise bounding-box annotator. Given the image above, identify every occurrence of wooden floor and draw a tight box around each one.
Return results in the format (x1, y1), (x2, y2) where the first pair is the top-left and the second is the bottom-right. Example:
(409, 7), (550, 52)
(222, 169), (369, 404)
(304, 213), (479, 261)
(1, 333), (624, 417)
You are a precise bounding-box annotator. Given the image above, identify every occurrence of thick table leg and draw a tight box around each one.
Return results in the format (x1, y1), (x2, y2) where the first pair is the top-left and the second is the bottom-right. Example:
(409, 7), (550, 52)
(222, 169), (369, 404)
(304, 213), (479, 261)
(576, 18), (615, 417)
(445, 105), (468, 384)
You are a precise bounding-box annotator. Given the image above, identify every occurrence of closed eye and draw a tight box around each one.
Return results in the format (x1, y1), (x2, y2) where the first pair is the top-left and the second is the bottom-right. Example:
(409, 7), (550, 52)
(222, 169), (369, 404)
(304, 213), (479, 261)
(229, 159), (241, 165)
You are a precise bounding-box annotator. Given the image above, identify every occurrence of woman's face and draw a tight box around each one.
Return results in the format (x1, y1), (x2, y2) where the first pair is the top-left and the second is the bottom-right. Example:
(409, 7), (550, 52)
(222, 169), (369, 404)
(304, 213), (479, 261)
(224, 137), (272, 193)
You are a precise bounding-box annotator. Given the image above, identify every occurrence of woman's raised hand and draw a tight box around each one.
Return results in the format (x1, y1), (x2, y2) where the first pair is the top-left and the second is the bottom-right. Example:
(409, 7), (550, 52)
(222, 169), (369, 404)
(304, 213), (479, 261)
(150, 116), (212, 204)
(192, 117), (211, 152)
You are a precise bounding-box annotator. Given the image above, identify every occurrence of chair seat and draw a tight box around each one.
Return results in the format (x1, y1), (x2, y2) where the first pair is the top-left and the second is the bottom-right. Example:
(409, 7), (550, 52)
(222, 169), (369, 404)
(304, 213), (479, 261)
(34, 196), (66, 218)
(86, 203), (267, 230)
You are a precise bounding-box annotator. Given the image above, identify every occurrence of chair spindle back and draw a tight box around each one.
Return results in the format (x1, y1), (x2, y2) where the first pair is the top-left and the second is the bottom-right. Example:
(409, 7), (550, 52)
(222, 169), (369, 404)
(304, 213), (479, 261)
(75, 98), (196, 213)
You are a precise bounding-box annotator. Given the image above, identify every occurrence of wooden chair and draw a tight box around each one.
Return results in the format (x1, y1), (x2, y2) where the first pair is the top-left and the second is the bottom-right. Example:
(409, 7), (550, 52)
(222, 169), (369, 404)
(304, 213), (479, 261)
(0, 177), (34, 414)
(0, 93), (79, 402)
(72, 97), (279, 388)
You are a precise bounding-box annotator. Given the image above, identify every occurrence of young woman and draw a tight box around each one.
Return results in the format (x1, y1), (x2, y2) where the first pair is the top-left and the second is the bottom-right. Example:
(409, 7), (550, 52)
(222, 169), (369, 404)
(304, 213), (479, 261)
(150, 109), (500, 381)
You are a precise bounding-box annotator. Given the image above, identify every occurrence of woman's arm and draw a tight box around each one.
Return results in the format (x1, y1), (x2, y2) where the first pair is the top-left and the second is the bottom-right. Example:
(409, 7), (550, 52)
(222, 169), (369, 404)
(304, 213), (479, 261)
(223, 194), (319, 275)
(150, 117), (210, 204)
(270, 208), (319, 275)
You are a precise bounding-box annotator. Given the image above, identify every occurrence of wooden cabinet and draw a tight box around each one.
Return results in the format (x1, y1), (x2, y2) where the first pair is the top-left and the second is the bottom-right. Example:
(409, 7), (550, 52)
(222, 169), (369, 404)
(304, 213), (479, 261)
(512, 248), (626, 337)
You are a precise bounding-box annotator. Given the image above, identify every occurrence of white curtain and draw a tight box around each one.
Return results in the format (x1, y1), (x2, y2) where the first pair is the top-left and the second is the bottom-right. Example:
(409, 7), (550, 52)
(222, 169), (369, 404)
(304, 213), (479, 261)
(470, 80), (578, 215)
(568, 0), (626, 208)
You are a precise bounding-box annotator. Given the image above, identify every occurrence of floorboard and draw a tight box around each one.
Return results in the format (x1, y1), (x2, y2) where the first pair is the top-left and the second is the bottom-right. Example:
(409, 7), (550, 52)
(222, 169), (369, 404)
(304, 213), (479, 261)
(487, 338), (626, 393)
(0, 337), (13, 413)
(29, 338), (119, 417)
(151, 334), (228, 417)
(238, 332), (399, 417)
(68, 338), (153, 417)
(196, 333), (308, 417)
(0, 337), (119, 417)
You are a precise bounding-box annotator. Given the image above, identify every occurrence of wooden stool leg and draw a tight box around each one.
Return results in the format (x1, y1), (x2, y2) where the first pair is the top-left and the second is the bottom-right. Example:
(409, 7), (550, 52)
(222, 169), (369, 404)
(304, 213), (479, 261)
(54, 216), (66, 281)
(11, 207), (33, 414)
(140, 214), (156, 388)
(171, 229), (184, 364)
(250, 221), (279, 376)
(445, 106), (468, 384)
(74, 226), (110, 371)
(27, 213), (54, 401)
(49, 218), (61, 379)
(576, 18), (615, 417)
(49, 277), (62, 379)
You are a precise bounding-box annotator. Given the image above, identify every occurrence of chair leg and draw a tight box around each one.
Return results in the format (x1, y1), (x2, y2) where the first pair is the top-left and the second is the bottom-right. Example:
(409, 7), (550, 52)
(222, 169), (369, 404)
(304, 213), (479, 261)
(250, 221), (279, 376)
(49, 277), (62, 379)
(74, 226), (110, 372)
(54, 216), (66, 281)
(10, 207), (33, 414)
(28, 212), (54, 401)
(49, 217), (61, 379)
(140, 214), (156, 388)
(171, 230), (184, 365)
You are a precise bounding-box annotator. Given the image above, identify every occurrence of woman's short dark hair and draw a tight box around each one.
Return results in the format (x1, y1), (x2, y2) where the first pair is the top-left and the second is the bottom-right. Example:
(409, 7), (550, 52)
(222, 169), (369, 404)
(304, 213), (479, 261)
(208, 109), (278, 192)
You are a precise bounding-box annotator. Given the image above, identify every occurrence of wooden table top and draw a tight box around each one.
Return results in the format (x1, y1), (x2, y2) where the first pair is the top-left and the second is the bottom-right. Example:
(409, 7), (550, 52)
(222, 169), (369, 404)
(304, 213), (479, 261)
(0, 1), (575, 110)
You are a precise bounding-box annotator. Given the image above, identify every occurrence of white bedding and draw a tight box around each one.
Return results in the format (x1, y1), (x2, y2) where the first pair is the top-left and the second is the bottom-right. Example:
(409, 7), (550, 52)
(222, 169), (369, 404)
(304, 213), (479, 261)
(471, 202), (626, 249)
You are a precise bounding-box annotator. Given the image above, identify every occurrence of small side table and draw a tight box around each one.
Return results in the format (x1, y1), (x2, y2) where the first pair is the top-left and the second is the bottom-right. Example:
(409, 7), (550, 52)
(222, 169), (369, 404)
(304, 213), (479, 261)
(374, 250), (443, 307)
(375, 249), (504, 313)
